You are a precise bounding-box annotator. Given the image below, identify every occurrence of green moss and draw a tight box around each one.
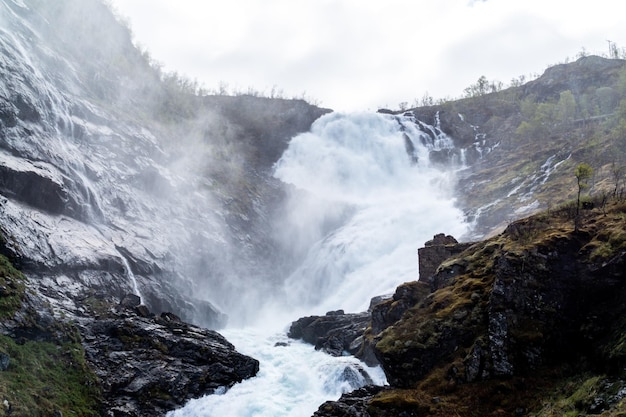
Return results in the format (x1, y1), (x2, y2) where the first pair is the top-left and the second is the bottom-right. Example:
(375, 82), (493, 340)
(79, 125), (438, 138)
(82, 296), (114, 317)
(533, 375), (607, 417)
(368, 390), (432, 416)
(0, 335), (101, 416)
(0, 254), (26, 319)
(0, 254), (101, 415)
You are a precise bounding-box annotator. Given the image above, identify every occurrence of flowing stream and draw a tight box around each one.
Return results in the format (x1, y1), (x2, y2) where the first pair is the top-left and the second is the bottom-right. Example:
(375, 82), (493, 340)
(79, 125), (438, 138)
(170, 111), (470, 417)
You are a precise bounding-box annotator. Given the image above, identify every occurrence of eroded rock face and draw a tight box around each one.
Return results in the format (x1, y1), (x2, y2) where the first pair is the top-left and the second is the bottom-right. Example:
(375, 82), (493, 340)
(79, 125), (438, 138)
(80, 307), (259, 416)
(0, 0), (329, 331)
(377, 210), (626, 387)
(288, 310), (371, 357)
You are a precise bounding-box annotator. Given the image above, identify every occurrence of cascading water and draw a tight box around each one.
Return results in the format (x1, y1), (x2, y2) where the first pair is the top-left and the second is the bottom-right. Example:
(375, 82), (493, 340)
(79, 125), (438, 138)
(274, 112), (468, 316)
(168, 112), (470, 417)
(117, 253), (143, 301)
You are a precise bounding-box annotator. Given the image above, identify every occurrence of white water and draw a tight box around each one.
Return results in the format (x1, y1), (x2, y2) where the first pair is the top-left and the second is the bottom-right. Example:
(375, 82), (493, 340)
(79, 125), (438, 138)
(168, 328), (386, 417)
(118, 254), (143, 302)
(169, 112), (470, 417)
(274, 112), (468, 315)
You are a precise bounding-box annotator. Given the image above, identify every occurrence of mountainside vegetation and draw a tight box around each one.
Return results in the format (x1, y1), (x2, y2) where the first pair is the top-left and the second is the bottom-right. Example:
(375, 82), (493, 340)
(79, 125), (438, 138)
(4, 0), (626, 415)
(315, 197), (626, 417)
(409, 55), (626, 238)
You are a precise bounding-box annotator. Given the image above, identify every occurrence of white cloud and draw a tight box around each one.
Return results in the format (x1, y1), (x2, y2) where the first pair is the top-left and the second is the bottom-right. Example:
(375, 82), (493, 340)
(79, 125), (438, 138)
(110, 0), (626, 111)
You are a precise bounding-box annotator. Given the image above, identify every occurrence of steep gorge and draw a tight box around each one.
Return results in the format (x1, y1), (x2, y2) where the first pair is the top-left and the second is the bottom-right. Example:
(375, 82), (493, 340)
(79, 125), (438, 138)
(0, 0), (329, 414)
(2, 0), (626, 416)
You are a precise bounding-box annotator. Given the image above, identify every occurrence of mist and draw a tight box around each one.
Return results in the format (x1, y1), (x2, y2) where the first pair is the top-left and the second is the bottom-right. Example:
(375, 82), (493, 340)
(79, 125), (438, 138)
(0, 0), (476, 334)
(0, 1), (479, 415)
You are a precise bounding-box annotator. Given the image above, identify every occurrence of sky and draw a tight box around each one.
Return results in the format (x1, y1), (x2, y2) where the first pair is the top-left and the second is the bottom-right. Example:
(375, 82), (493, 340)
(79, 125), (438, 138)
(108, 0), (626, 112)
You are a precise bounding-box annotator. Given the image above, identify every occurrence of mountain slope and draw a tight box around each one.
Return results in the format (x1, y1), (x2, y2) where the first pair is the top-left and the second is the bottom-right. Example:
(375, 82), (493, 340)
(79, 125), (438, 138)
(409, 56), (626, 238)
(0, 0), (327, 414)
(315, 199), (626, 417)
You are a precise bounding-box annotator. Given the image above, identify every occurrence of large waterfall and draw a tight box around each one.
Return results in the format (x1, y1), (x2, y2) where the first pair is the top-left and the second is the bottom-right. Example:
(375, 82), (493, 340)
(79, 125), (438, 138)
(168, 111), (469, 417)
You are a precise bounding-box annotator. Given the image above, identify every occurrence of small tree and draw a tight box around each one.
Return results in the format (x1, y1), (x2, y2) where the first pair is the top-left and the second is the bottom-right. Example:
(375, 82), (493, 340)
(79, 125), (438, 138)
(574, 162), (593, 230)
(611, 162), (626, 198)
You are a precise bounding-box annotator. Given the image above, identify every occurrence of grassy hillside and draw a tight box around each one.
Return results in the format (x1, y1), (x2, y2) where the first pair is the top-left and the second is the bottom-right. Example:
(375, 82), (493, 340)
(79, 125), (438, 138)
(410, 56), (626, 238)
(0, 255), (101, 416)
(361, 198), (626, 417)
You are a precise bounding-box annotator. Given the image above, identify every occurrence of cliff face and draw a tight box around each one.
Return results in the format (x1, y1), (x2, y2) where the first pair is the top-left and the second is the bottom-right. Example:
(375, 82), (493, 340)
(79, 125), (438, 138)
(315, 201), (626, 417)
(0, 0), (327, 414)
(0, 0), (329, 327)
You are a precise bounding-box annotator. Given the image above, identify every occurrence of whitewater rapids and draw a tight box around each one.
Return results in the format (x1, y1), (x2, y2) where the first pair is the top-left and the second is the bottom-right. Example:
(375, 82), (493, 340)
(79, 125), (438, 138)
(169, 112), (469, 417)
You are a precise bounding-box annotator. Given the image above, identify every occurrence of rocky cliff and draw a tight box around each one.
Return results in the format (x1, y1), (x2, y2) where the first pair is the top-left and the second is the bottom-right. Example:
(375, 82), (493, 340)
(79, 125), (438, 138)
(0, 0), (328, 414)
(313, 200), (626, 416)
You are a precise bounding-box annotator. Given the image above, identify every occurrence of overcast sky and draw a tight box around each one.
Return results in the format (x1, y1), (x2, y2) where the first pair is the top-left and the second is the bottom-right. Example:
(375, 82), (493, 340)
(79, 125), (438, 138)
(109, 0), (626, 111)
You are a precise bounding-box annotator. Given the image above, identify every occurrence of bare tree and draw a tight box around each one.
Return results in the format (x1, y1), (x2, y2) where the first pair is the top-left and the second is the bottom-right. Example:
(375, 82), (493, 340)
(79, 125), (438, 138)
(574, 162), (593, 231)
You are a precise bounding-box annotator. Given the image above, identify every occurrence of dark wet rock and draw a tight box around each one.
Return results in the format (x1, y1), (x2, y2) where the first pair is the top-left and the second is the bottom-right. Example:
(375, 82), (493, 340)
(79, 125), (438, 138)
(120, 293), (141, 308)
(79, 308), (259, 416)
(313, 385), (386, 417)
(372, 209), (626, 401)
(370, 282), (431, 336)
(289, 310), (370, 356)
(0, 352), (9, 371)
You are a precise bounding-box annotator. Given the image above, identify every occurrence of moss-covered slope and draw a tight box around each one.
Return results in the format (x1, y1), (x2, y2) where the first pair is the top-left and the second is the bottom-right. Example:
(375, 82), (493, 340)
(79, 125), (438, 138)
(318, 200), (626, 417)
(0, 254), (101, 416)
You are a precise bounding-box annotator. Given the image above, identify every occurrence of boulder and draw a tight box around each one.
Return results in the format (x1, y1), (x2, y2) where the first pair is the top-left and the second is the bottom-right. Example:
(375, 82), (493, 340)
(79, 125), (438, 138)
(313, 385), (386, 417)
(80, 308), (259, 416)
(288, 310), (371, 356)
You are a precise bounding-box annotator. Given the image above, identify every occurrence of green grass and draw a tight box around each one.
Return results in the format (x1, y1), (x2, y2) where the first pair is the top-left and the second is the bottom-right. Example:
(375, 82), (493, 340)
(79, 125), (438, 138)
(0, 335), (101, 416)
(0, 254), (26, 319)
(0, 254), (102, 416)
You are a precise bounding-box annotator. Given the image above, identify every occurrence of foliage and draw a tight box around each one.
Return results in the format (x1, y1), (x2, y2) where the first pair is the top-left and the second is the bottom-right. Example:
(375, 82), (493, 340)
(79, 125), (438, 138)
(463, 75), (503, 98)
(515, 97), (558, 139)
(575, 163), (594, 191)
(556, 90), (577, 124)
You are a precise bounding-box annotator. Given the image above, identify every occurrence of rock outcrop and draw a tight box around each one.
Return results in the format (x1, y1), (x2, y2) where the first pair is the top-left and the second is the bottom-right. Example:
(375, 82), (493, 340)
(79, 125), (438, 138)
(417, 233), (473, 289)
(289, 310), (371, 357)
(81, 303), (259, 416)
(315, 202), (626, 416)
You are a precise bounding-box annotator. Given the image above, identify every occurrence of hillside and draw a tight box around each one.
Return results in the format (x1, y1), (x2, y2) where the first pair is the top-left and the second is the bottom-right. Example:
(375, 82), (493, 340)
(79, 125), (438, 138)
(409, 56), (626, 238)
(313, 199), (626, 417)
(3, 0), (626, 415)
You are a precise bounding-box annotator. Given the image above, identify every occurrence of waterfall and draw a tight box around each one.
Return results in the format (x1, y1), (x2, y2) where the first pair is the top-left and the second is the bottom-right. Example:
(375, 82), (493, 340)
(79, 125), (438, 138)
(118, 253), (143, 302)
(168, 111), (470, 417)
(272, 111), (468, 315)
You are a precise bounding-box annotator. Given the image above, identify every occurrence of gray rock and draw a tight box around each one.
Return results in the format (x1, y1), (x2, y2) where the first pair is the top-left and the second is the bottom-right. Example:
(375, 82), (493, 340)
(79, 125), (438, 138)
(0, 352), (9, 371)
(288, 312), (370, 356)
(80, 309), (259, 416)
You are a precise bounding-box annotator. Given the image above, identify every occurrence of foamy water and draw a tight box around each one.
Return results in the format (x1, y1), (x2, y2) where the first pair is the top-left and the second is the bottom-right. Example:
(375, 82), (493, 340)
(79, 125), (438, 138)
(169, 111), (469, 416)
